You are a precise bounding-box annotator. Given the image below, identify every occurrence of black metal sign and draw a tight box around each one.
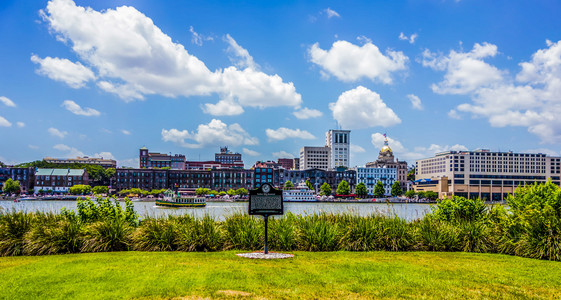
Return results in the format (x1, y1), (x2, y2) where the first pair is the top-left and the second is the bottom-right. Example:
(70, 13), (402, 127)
(249, 183), (284, 215)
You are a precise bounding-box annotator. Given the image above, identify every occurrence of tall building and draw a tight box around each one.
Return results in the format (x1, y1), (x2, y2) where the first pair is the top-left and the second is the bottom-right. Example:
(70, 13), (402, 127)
(139, 147), (186, 170)
(277, 158), (294, 170)
(281, 168), (356, 194)
(299, 146), (331, 171)
(326, 129), (350, 170)
(365, 134), (408, 191)
(414, 149), (561, 200)
(215, 147), (243, 167)
(44, 156), (117, 169)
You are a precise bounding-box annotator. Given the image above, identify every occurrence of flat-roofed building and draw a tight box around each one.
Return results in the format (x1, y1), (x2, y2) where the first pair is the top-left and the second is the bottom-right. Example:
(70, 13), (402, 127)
(139, 147), (186, 170)
(299, 146), (331, 171)
(44, 156), (117, 169)
(414, 149), (561, 200)
(365, 134), (408, 191)
(326, 129), (350, 170)
(215, 147), (243, 167)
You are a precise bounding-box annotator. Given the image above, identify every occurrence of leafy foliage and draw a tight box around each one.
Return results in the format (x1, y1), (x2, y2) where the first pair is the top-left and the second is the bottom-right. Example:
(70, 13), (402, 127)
(355, 182), (368, 197)
(69, 184), (91, 195)
(320, 182), (332, 196)
(92, 186), (108, 195)
(391, 181), (403, 196)
(336, 180), (350, 195)
(284, 180), (294, 188)
(1, 178), (20, 194)
(374, 181), (385, 197)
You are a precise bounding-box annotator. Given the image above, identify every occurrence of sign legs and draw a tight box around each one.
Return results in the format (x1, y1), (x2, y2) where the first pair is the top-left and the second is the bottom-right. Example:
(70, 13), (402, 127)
(264, 214), (269, 254)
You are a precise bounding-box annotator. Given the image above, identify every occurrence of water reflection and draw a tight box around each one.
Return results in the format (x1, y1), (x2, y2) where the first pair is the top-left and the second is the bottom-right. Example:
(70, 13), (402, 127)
(0, 200), (433, 221)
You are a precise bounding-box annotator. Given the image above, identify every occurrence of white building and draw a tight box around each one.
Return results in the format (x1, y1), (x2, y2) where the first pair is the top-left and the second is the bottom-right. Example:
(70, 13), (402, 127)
(356, 167), (397, 196)
(414, 149), (561, 200)
(326, 129), (350, 170)
(299, 146), (331, 171)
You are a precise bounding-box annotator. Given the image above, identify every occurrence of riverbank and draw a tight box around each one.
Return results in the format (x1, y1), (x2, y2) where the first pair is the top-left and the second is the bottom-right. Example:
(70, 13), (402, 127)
(1, 251), (559, 299)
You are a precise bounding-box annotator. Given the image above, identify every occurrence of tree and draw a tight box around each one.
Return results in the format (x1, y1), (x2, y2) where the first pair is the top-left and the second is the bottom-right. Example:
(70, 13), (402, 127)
(305, 179), (314, 191)
(218, 191), (227, 196)
(404, 190), (416, 198)
(284, 180), (294, 189)
(374, 181), (385, 198)
(195, 188), (211, 195)
(236, 188), (248, 196)
(69, 184), (92, 195)
(407, 167), (416, 181)
(425, 191), (438, 200)
(320, 182), (332, 196)
(227, 189), (236, 196)
(2, 178), (21, 194)
(355, 182), (368, 198)
(416, 191), (426, 199)
(391, 181), (403, 197)
(92, 185), (108, 195)
(336, 180), (350, 196)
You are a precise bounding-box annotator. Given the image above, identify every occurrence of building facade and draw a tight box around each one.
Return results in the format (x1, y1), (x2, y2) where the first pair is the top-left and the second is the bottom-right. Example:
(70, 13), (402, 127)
(326, 129), (350, 170)
(299, 146), (331, 171)
(365, 135), (408, 191)
(44, 156), (117, 169)
(215, 147), (243, 167)
(281, 168), (356, 194)
(355, 167), (397, 196)
(34, 168), (88, 193)
(277, 158), (294, 170)
(0, 167), (35, 194)
(414, 149), (561, 200)
(139, 147), (186, 170)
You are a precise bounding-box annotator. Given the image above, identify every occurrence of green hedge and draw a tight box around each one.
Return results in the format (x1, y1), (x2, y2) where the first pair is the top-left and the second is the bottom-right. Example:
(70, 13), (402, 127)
(1, 181), (560, 260)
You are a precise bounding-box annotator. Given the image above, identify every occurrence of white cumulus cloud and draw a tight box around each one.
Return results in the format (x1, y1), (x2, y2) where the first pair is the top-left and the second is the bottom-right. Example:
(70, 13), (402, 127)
(273, 151), (295, 159)
(31, 55), (95, 88)
(0, 116), (11, 127)
(0, 96), (16, 107)
(243, 148), (260, 157)
(61, 100), (101, 116)
(265, 128), (316, 142)
(324, 8), (340, 18)
(293, 107), (323, 119)
(309, 40), (408, 83)
(351, 144), (366, 153)
(329, 86), (401, 129)
(16, 122), (25, 128)
(189, 26), (213, 46)
(39, 0), (302, 113)
(224, 34), (258, 70)
(48, 127), (67, 138)
(407, 94), (423, 110)
(162, 119), (258, 148)
(121, 129), (131, 135)
(53, 144), (84, 157)
(398, 32), (418, 44)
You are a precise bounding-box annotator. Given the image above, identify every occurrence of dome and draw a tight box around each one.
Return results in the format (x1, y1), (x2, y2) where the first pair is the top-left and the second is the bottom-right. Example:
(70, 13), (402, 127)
(380, 145), (392, 153)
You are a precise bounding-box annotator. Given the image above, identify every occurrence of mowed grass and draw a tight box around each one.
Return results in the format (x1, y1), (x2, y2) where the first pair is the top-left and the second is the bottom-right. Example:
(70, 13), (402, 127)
(0, 251), (560, 299)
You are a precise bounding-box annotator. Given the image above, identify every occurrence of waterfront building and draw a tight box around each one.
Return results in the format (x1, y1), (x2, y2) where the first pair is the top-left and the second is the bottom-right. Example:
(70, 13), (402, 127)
(326, 129), (350, 170)
(293, 158), (300, 170)
(0, 167), (35, 194)
(355, 167), (397, 196)
(414, 149), (561, 200)
(33, 168), (88, 193)
(281, 168), (356, 194)
(299, 146), (331, 171)
(365, 134), (408, 191)
(44, 156), (117, 169)
(111, 168), (253, 192)
(215, 147), (244, 168)
(139, 147), (186, 170)
(254, 166), (281, 188)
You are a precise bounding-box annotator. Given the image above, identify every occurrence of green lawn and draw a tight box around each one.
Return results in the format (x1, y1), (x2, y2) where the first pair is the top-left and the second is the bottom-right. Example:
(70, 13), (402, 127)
(0, 251), (559, 299)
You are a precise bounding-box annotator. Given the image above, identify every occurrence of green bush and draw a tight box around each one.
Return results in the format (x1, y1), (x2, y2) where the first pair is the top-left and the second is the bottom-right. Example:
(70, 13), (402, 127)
(24, 214), (83, 255)
(297, 214), (340, 251)
(0, 210), (34, 256)
(223, 213), (262, 250)
(81, 219), (132, 252)
(269, 212), (297, 251)
(176, 215), (223, 252)
(132, 218), (177, 251)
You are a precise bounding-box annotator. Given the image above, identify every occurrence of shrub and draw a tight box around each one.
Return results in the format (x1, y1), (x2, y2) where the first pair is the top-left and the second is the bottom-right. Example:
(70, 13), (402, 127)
(81, 219), (132, 252)
(269, 212), (297, 251)
(432, 196), (487, 223)
(0, 210), (34, 256)
(132, 218), (177, 251)
(297, 214), (340, 251)
(223, 213), (262, 250)
(416, 217), (459, 251)
(24, 214), (83, 255)
(176, 215), (223, 252)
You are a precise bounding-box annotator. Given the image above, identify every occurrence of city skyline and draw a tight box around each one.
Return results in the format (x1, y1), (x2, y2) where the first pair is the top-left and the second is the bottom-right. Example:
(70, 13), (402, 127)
(1, 0), (561, 167)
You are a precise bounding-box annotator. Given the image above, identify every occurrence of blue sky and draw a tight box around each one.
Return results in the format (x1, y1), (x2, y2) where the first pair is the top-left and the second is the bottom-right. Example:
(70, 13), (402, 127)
(1, 0), (561, 168)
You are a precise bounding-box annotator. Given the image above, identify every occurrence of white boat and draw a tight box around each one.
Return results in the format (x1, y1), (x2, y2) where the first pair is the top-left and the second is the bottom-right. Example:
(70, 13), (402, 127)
(283, 181), (317, 202)
(156, 189), (206, 207)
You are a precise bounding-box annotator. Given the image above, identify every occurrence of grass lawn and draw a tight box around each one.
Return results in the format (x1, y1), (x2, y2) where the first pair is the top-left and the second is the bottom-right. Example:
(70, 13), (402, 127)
(0, 251), (560, 299)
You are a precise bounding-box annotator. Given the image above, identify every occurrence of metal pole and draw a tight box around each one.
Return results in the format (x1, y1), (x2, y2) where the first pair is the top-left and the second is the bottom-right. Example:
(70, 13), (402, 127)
(264, 214), (269, 254)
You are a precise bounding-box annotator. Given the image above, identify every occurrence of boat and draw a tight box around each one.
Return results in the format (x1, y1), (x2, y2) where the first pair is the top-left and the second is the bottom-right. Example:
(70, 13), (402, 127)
(16, 196), (37, 201)
(156, 189), (206, 207)
(283, 180), (317, 202)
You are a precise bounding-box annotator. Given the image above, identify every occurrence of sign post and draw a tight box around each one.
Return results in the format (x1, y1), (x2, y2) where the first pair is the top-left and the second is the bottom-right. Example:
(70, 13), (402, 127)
(248, 183), (283, 254)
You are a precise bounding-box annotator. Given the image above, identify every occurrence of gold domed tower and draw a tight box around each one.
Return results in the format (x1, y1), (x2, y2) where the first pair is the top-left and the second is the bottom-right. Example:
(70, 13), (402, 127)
(377, 134), (395, 163)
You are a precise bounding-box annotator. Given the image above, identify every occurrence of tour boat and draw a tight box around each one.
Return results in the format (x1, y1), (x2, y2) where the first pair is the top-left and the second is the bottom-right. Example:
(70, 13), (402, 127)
(283, 180), (317, 202)
(156, 189), (206, 207)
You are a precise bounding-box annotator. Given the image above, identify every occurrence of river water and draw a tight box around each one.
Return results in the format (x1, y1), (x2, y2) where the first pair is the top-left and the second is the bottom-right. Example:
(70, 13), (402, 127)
(0, 200), (433, 221)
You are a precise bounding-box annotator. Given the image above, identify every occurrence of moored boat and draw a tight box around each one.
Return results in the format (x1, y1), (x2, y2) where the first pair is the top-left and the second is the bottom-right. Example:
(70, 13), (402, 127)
(283, 180), (317, 202)
(156, 189), (206, 207)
